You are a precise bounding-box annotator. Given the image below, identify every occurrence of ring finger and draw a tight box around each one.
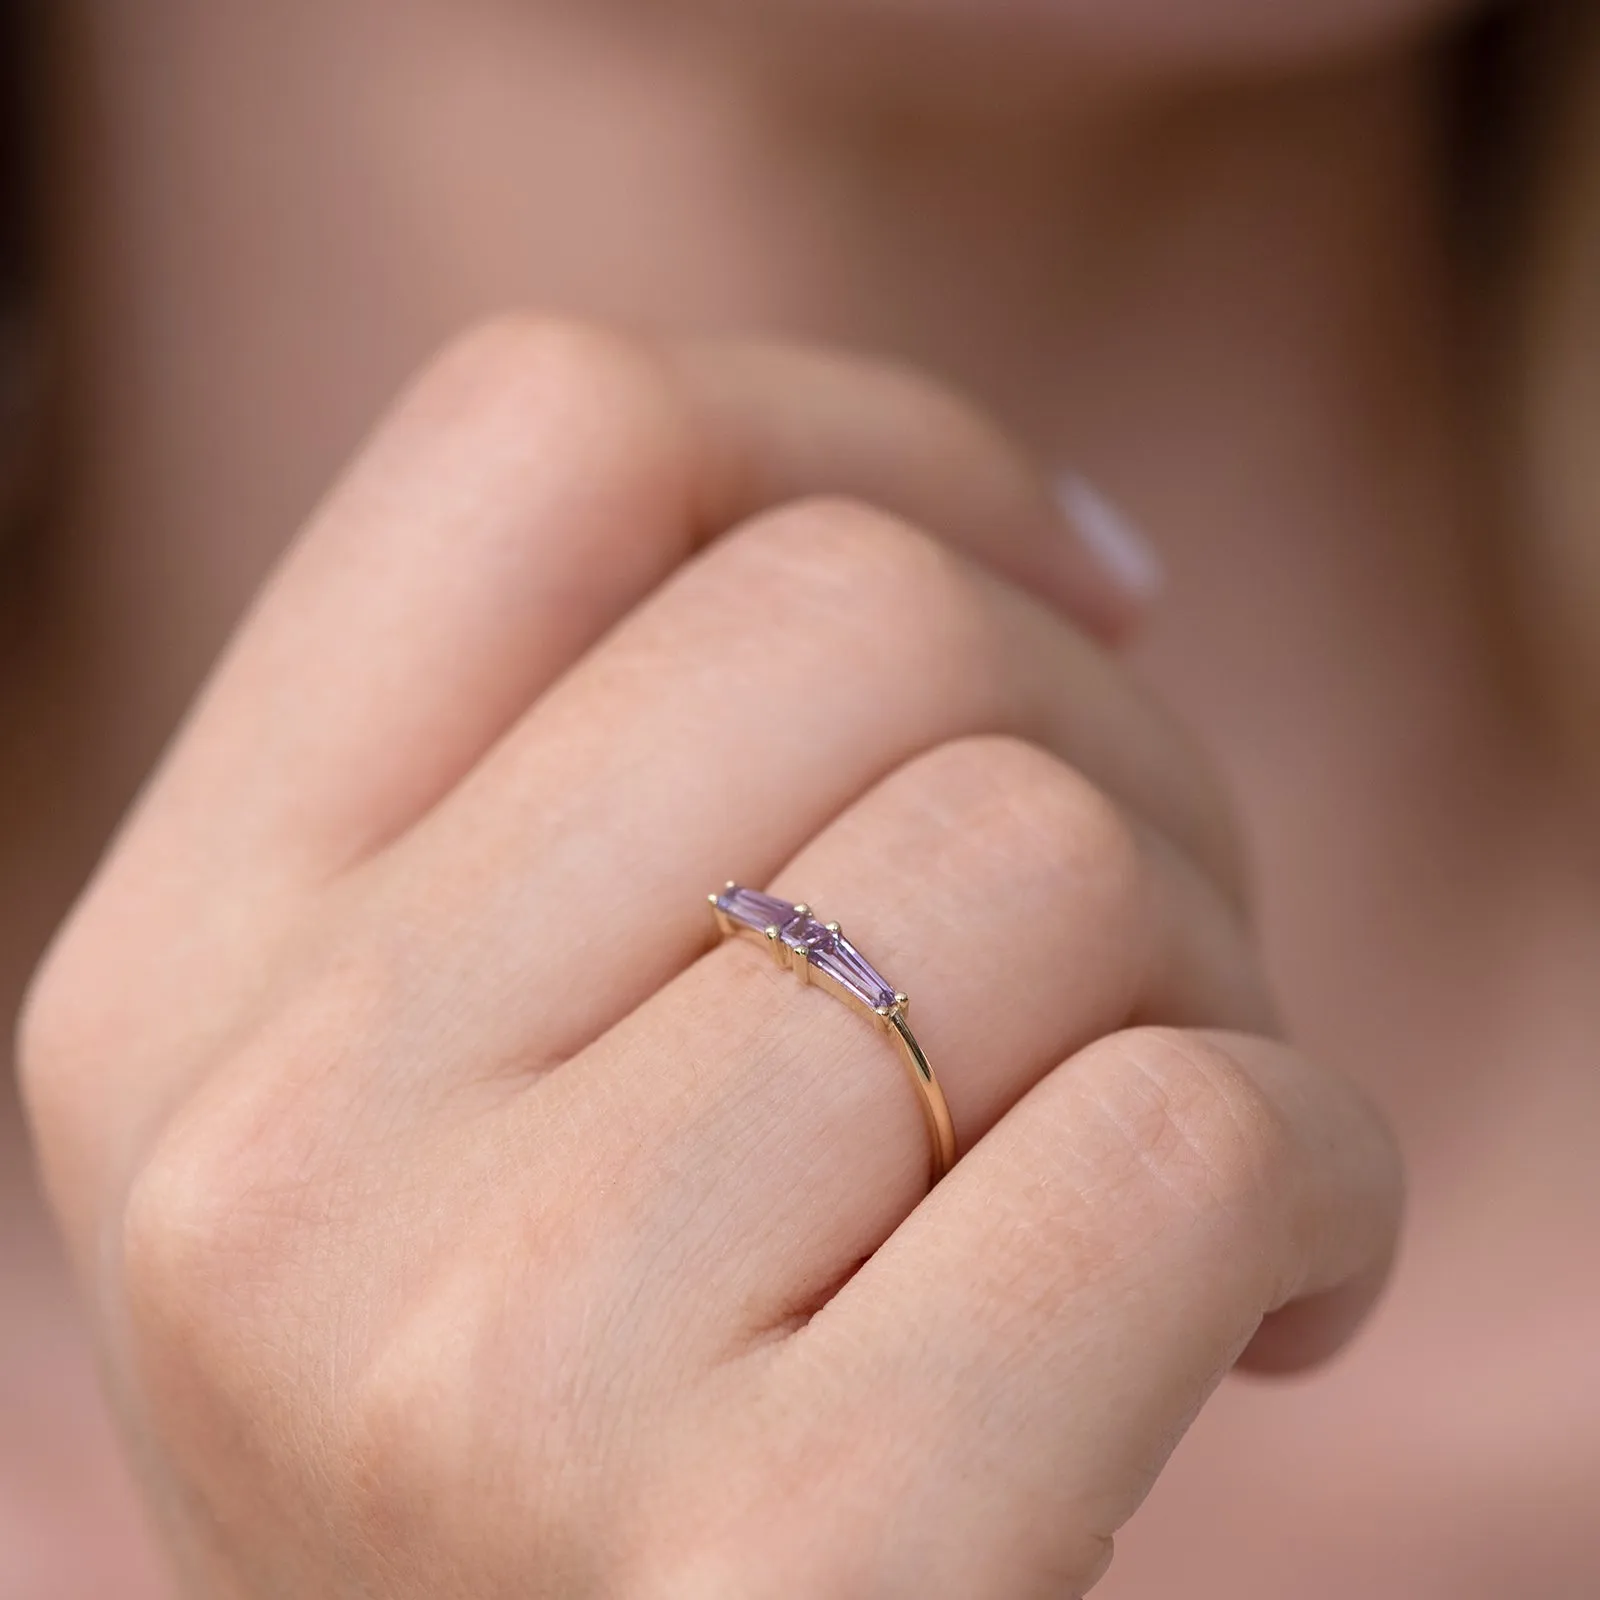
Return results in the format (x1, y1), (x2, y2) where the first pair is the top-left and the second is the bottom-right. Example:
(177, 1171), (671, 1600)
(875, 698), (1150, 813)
(511, 731), (1274, 1365)
(352, 497), (1243, 1114)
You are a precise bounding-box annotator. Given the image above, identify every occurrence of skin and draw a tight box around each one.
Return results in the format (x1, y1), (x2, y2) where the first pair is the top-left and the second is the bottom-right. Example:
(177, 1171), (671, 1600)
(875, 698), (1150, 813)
(22, 327), (1397, 1596)
(4, 0), (1599, 1593)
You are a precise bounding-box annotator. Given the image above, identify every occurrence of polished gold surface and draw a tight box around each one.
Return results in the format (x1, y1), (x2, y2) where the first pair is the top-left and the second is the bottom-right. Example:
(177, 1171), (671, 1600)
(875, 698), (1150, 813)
(886, 1006), (957, 1182)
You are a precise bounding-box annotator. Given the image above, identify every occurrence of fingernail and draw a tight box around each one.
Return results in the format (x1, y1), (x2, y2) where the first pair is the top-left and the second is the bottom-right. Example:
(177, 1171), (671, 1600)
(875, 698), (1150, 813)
(1054, 471), (1165, 603)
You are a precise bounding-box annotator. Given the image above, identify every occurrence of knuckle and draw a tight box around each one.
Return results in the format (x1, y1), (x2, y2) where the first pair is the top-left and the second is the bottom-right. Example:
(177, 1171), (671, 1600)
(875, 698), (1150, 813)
(716, 495), (988, 664)
(114, 1105), (319, 1483)
(619, 1503), (823, 1600)
(400, 312), (688, 476)
(727, 491), (941, 590)
(119, 1099), (287, 1370)
(422, 312), (650, 403)
(621, 1539), (772, 1600)
(1076, 1026), (1295, 1251)
(339, 1280), (500, 1551)
(904, 735), (1145, 905)
(115, 1025), (358, 1414)
(342, 1260), (642, 1580)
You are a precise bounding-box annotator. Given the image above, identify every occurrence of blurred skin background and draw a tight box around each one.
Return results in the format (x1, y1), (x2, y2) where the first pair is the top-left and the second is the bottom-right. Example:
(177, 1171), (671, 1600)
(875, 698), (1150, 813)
(3, 0), (1600, 1595)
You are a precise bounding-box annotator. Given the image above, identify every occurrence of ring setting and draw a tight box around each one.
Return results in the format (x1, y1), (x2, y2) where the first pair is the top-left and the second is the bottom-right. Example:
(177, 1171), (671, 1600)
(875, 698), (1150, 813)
(709, 883), (957, 1185)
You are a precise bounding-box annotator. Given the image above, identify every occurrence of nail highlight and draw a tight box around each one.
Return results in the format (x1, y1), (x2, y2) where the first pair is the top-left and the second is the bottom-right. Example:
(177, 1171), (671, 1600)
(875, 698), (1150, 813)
(1054, 471), (1165, 602)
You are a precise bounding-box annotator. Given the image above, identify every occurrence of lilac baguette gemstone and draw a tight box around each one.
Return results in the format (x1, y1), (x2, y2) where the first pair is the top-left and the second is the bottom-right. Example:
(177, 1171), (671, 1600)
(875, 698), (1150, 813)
(781, 915), (898, 1012)
(715, 885), (802, 936)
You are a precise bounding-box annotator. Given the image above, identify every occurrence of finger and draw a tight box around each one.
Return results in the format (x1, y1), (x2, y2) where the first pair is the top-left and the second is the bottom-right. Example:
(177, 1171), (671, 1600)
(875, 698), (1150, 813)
(25, 500), (1219, 1233)
(699, 1027), (1402, 1598)
(33, 321), (1151, 1178)
(662, 338), (1152, 635)
(109, 320), (1139, 907)
(360, 501), (1244, 1089)
(514, 737), (1275, 1367)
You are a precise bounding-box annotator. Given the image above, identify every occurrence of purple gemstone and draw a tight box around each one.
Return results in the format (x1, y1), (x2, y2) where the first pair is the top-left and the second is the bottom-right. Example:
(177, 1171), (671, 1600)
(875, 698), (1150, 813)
(716, 885), (801, 936)
(819, 934), (900, 1012)
(778, 914), (833, 955)
(782, 917), (898, 1011)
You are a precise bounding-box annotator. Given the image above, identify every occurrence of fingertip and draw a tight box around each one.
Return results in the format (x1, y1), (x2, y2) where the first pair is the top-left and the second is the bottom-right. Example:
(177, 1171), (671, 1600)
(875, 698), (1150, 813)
(1051, 471), (1165, 641)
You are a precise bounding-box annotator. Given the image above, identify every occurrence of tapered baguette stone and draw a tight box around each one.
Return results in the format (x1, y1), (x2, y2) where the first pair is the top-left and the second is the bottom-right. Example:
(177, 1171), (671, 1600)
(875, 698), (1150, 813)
(715, 886), (801, 936)
(780, 916), (899, 1012)
(709, 881), (952, 1182)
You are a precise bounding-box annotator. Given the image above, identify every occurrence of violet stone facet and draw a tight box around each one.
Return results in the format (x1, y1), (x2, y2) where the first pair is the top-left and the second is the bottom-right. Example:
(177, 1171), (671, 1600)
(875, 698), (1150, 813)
(782, 917), (898, 1011)
(716, 885), (801, 935)
(819, 933), (899, 1012)
(778, 914), (833, 955)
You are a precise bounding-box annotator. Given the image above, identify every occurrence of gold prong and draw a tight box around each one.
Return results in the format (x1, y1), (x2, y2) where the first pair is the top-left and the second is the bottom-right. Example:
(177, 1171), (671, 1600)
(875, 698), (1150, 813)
(708, 892), (720, 908)
(725, 880), (737, 891)
(894, 992), (909, 1009)
(793, 903), (810, 918)
(825, 921), (841, 934)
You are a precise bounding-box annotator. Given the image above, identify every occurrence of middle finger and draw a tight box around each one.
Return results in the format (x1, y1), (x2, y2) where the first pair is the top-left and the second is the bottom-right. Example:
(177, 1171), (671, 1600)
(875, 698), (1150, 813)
(359, 497), (1244, 1092)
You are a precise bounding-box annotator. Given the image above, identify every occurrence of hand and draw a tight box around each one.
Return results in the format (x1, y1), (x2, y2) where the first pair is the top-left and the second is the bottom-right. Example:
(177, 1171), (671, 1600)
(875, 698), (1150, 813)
(20, 320), (1401, 1597)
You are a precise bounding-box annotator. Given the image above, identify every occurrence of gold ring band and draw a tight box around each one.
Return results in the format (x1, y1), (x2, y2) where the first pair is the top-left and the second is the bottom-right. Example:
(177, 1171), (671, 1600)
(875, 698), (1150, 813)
(710, 883), (956, 1187)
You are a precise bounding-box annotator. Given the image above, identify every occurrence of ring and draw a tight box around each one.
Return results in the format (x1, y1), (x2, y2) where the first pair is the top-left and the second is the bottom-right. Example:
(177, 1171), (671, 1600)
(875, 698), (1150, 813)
(709, 883), (957, 1186)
